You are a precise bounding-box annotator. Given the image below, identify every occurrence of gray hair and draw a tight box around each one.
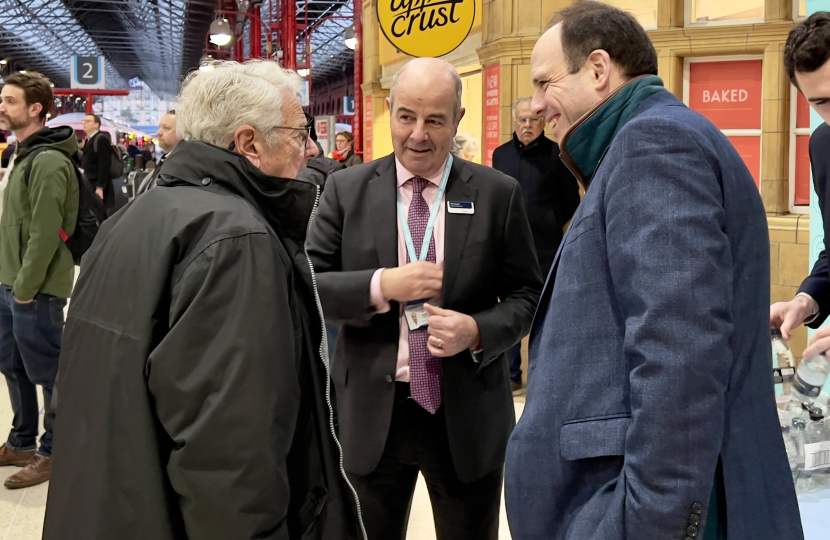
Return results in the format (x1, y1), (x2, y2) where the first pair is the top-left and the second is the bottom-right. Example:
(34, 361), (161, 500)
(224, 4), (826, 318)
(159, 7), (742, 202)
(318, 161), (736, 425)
(451, 132), (478, 159)
(389, 61), (463, 121)
(512, 97), (533, 119)
(176, 59), (302, 147)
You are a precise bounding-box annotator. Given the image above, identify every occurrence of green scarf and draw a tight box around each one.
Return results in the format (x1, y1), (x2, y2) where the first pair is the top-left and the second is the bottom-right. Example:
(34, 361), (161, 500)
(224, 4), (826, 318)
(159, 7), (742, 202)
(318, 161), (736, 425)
(560, 74), (667, 185)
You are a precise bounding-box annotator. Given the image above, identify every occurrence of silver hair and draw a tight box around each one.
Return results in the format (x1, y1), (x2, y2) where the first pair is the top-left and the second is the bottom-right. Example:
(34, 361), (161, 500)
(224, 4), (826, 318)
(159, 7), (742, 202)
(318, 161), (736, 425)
(512, 96), (533, 119)
(176, 59), (302, 148)
(389, 61), (463, 121)
(451, 132), (478, 159)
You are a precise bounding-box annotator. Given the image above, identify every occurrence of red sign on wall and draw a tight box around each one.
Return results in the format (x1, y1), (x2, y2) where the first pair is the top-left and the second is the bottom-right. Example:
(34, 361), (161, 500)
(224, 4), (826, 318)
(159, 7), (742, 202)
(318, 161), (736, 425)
(689, 60), (763, 130)
(727, 136), (761, 187)
(794, 91), (811, 206)
(483, 64), (500, 167)
(364, 94), (373, 162)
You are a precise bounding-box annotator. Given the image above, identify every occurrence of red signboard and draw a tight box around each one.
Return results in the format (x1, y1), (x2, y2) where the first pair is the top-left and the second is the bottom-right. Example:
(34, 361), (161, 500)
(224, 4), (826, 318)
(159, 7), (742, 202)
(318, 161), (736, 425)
(483, 64), (500, 167)
(364, 94), (372, 162)
(689, 60), (763, 130)
(727, 136), (761, 187)
(795, 135), (810, 206)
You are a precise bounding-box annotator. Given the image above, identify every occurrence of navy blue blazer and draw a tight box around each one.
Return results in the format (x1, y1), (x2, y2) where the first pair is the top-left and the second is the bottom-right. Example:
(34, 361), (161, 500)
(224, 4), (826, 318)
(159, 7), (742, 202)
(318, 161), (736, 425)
(505, 91), (803, 540)
(798, 122), (830, 325)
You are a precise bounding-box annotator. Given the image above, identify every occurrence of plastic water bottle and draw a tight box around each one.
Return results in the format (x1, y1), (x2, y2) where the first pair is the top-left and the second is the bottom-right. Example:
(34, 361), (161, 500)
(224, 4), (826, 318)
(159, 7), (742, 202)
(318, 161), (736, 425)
(792, 353), (830, 406)
(797, 408), (830, 493)
(772, 329), (796, 398)
(791, 416), (807, 485)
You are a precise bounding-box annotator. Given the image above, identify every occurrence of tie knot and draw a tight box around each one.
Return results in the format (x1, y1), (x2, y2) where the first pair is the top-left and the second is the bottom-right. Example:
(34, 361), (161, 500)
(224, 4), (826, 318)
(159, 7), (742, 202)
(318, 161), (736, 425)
(411, 177), (428, 194)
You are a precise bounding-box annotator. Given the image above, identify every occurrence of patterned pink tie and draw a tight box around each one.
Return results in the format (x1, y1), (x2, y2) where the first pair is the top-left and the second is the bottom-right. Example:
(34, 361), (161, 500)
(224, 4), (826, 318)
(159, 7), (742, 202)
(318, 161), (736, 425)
(407, 177), (443, 414)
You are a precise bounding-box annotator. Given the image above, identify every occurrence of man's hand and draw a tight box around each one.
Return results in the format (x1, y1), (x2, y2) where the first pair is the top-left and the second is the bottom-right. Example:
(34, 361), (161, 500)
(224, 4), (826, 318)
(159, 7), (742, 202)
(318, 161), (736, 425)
(424, 303), (480, 358)
(96, 187), (105, 200)
(380, 261), (443, 303)
(770, 296), (815, 340)
(803, 326), (830, 359)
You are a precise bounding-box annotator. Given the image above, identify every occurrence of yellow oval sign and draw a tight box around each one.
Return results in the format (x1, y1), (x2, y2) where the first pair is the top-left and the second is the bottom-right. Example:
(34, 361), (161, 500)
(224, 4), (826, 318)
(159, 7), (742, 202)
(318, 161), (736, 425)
(377, 0), (476, 58)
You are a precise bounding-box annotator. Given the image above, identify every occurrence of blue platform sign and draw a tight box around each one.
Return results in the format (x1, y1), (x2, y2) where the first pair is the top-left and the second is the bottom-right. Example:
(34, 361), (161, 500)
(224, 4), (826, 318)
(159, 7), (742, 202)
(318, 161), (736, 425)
(71, 56), (105, 89)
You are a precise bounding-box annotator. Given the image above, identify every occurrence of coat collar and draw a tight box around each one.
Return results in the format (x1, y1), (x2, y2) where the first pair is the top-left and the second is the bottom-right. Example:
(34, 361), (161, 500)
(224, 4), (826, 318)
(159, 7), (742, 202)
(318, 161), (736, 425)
(559, 75), (666, 190)
(158, 140), (319, 245)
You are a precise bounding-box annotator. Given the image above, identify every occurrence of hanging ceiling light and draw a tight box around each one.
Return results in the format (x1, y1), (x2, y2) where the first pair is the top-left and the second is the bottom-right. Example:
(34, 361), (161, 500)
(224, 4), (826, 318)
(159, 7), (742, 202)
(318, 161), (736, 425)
(297, 69), (310, 77)
(199, 54), (216, 72)
(344, 25), (357, 50)
(209, 17), (233, 47)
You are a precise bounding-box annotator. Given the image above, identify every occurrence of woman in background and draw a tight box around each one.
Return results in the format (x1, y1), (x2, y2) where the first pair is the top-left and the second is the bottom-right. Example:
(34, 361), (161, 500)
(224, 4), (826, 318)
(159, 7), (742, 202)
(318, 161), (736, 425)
(452, 132), (478, 162)
(331, 131), (362, 167)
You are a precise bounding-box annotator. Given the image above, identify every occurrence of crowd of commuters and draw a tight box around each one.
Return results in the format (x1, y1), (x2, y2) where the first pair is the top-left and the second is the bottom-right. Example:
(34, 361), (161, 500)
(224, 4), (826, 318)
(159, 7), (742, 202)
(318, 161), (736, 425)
(3, 1), (830, 538)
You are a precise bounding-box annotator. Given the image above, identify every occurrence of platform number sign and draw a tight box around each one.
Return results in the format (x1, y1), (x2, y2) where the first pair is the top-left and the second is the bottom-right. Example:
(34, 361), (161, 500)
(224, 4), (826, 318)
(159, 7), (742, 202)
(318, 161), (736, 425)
(70, 56), (106, 89)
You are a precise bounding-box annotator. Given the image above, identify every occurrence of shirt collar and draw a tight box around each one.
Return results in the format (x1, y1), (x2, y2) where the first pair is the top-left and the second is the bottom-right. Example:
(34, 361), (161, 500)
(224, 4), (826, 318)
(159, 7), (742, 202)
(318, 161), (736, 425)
(394, 154), (449, 188)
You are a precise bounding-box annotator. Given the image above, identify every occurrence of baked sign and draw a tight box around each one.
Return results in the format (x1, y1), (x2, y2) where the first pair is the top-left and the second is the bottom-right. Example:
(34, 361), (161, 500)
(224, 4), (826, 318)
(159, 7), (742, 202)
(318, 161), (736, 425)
(378, 0), (475, 57)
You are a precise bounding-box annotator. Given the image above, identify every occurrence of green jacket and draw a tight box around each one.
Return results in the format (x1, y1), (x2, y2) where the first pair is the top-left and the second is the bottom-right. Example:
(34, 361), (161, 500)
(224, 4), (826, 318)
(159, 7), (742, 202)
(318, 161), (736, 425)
(0, 126), (79, 301)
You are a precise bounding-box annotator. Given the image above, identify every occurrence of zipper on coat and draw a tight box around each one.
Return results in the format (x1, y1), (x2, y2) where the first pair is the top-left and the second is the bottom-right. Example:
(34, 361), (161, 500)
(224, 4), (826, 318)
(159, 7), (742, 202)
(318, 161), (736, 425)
(304, 185), (368, 540)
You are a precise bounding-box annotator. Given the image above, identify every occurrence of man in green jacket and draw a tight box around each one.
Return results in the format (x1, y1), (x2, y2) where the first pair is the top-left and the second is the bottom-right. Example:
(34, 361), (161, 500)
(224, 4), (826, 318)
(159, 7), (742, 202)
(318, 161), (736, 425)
(0, 72), (79, 489)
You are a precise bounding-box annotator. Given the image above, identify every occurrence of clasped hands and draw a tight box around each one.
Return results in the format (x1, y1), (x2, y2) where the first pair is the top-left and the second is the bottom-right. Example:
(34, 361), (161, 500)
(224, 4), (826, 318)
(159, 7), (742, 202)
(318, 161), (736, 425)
(380, 261), (481, 357)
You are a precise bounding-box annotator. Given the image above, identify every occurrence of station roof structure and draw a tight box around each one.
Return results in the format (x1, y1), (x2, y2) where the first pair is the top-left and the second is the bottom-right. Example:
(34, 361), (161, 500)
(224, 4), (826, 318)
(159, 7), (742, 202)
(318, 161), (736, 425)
(0, 0), (354, 98)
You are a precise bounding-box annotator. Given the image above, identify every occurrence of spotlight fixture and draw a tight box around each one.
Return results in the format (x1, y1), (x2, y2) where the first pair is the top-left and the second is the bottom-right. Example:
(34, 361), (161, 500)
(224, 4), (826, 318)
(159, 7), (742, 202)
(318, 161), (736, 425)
(199, 54), (216, 72)
(297, 68), (310, 77)
(209, 17), (233, 47)
(344, 25), (356, 50)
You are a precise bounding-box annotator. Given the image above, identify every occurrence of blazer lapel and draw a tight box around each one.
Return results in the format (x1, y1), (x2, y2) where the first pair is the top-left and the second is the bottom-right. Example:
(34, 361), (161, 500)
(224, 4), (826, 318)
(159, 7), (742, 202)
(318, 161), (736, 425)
(441, 160), (478, 306)
(369, 156), (399, 269)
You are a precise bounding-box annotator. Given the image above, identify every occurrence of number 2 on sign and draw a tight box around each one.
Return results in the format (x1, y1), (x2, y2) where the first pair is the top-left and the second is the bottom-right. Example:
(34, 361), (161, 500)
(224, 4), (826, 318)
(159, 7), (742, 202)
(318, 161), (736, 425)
(83, 63), (93, 79)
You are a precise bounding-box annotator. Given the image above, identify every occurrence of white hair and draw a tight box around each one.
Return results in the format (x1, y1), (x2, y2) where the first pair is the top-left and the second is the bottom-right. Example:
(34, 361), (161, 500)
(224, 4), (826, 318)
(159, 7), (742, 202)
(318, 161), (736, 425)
(451, 132), (478, 158)
(512, 97), (533, 119)
(390, 61), (463, 121)
(176, 59), (302, 148)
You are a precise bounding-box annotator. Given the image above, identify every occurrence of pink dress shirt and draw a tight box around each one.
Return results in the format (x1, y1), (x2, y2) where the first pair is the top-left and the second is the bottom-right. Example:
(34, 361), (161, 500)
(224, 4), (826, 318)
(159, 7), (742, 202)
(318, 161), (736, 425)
(369, 156), (448, 382)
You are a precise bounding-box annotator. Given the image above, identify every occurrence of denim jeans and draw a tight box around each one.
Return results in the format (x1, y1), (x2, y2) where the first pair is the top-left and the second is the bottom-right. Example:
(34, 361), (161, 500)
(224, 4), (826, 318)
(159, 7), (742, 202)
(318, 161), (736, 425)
(0, 286), (66, 456)
(507, 342), (522, 384)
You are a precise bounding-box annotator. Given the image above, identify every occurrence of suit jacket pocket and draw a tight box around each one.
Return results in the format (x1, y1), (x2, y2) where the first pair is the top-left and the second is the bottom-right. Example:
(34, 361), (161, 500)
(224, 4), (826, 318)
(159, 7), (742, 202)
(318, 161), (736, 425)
(560, 415), (629, 461)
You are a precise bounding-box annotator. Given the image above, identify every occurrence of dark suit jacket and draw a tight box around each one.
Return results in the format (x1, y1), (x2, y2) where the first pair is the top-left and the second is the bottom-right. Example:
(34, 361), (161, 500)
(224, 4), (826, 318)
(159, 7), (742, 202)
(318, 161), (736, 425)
(505, 91), (802, 539)
(307, 154), (543, 483)
(80, 131), (114, 209)
(492, 133), (580, 277)
(798, 122), (830, 325)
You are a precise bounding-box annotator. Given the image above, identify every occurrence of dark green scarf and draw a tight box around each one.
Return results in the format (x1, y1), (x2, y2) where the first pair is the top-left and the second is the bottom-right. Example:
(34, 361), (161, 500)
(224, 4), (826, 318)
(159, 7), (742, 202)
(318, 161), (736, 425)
(560, 75), (667, 185)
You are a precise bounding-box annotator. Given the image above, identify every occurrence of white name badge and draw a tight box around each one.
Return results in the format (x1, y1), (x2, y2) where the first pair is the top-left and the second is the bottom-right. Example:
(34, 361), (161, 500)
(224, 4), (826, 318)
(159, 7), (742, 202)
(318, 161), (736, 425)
(404, 303), (430, 331)
(447, 201), (474, 214)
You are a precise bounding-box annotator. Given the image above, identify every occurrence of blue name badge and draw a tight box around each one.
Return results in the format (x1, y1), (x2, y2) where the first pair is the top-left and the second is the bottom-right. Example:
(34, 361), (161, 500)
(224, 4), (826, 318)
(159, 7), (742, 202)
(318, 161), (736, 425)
(447, 201), (474, 214)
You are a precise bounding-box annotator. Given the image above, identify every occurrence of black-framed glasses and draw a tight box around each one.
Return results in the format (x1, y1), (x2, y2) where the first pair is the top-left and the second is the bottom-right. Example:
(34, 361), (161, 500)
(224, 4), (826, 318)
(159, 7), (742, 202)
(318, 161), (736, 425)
(227, 120), (313, 151)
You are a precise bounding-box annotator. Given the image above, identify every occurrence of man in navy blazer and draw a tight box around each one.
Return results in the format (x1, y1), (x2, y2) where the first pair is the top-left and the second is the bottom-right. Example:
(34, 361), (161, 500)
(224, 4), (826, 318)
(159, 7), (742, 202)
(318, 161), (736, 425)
(505, 3), (803, 540)
(773, 13), (830, 362)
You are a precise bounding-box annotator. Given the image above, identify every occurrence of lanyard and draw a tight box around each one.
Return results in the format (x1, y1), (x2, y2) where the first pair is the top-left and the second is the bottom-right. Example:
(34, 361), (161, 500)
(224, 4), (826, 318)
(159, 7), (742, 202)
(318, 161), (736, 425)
(397, 154), (453, 263)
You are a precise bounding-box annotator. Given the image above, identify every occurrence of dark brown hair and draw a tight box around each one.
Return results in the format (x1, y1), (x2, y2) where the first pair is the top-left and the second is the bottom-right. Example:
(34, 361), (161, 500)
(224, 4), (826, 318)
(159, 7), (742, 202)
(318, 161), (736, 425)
(785, 12), (830, 88)
(547, 1), (658, 78)
(2, 71), (53, 121)
(86, 113), (102, 126)
(336, 131), (354, 143)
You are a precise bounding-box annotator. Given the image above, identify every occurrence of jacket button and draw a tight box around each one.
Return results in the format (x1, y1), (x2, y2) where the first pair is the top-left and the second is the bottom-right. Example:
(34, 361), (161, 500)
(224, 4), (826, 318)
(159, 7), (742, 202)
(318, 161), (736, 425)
(686, 525), (699, 537)
(385, 375), (393, 383)
(689, 514), (700, 526)
(691, 502), (703, 515)
(201, 177), (211, 186)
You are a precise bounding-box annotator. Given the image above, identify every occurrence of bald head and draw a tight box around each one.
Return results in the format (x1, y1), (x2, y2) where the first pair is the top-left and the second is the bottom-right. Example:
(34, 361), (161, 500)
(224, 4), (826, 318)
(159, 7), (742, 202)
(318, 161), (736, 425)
(390, 58), (463, 121)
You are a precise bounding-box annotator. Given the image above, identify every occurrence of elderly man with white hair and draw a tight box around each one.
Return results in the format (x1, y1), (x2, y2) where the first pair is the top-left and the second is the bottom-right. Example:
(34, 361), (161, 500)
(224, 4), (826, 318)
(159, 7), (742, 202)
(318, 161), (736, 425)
(42, 60), (366, 540)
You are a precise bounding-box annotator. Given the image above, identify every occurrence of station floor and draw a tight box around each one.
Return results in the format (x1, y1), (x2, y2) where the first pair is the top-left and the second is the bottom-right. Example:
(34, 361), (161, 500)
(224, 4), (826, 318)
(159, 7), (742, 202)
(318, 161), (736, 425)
(0, 382), (525, 539)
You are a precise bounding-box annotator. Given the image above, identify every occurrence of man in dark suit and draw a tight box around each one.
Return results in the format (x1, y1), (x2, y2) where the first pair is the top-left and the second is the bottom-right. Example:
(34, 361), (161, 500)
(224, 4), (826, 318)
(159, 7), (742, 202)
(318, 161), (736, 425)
(506, 3), (802, 540)
(492, 96), (580, 395)
(773, 13), (830, 362)
(307, 57), (542, 540)
(80, 114), (113, 211)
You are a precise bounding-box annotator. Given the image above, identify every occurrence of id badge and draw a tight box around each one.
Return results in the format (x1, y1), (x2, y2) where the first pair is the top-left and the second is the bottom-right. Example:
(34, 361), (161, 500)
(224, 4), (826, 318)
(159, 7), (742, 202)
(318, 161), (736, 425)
(404, 302), (430, 331)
